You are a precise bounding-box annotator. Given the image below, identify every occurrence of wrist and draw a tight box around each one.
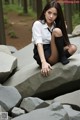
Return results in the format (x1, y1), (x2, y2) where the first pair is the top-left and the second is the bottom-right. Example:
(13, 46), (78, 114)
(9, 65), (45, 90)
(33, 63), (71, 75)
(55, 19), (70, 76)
(41, 60), (46, 64)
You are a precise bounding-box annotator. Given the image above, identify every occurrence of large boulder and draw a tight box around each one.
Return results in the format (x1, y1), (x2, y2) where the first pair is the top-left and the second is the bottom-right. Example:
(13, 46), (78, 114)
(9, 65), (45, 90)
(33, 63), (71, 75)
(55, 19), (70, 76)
(11, 102), (70, 120)
(11, 101), (80, 120)
(0, 45), (11, 54)
(3, 37), (80, 98)
(0, 85), (22, 112)
(0, 52), (17, 83)
(3, 53), (80, 99)
(13, 43), (35, 70)
(20, 97), (49, 112)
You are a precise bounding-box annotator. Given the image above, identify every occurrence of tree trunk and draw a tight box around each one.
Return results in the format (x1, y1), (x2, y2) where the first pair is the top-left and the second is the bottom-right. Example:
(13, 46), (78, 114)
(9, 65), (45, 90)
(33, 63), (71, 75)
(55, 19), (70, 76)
(36, 0), (42, 19)
(79, 1), (80, 17)
(11, 0), (14, 4)
(46, 0), (50, 2)
(0, 0), (6, 44)
(28, 0), (32, 7)
(23, 0), (28, 14)
(4, 0), (10, 4)
(18, 0), (22, 7)
(64, 3), (73, 34)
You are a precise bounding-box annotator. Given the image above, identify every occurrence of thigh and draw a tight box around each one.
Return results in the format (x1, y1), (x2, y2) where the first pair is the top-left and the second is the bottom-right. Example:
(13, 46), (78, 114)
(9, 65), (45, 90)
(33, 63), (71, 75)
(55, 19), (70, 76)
(43, 44), (51, 61)
(33, 44), (51, 66)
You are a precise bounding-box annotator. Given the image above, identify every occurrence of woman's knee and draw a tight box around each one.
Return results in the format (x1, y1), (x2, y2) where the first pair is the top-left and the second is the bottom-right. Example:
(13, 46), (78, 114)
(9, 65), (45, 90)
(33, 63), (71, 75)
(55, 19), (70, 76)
(69, 44), (77, 54)
(52, 28), (62, 37)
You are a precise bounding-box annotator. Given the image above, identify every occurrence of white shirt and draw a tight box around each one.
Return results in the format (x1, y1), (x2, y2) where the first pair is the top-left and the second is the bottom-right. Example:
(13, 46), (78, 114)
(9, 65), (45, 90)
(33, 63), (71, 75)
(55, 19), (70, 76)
(32, 20), (55, 45)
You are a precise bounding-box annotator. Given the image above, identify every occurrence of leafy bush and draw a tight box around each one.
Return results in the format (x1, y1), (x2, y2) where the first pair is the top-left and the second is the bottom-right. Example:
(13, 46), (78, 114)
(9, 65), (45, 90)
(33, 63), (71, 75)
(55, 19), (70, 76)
(8, 30), (17, 38)
(3, 4), (22, 14)
(72, 13), (80, 28)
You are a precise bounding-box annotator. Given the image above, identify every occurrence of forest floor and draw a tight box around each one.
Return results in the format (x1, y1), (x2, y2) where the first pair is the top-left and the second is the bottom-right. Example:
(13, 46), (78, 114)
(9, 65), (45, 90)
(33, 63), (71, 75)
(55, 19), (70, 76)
(5, 12), (35, 50)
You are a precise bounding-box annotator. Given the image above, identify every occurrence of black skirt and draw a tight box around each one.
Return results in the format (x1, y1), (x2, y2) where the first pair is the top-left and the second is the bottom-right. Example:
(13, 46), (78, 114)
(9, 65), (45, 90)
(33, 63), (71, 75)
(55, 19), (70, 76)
(33, 44), (51, 66)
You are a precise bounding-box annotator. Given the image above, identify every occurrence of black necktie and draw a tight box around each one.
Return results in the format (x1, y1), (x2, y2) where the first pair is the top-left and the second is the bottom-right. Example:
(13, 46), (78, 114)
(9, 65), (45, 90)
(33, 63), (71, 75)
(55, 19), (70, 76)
(47, 28), (52, 35)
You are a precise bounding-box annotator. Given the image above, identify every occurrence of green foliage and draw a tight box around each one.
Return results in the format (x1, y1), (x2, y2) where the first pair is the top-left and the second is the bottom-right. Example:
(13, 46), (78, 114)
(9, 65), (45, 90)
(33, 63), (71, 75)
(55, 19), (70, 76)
(3, 4), (22, 14)
(4, 15), (8, 24)
(28, 7), (36, 18)
(3, 3), (80, 28)
(42, 0), (47, 8)
(72, 13), (80, 29)
(8, 30), (17, 38)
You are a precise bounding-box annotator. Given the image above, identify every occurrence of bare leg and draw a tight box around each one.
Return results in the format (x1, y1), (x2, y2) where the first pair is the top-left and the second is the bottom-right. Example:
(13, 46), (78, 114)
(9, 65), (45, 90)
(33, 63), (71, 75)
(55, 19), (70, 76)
(48, 28), (63, 65)
(48, 28), (70, 65)
(48, 34), (58, 65)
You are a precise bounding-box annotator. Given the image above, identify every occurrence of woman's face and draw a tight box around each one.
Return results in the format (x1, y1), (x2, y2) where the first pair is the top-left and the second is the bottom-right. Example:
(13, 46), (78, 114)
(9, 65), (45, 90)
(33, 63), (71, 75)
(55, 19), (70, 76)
(44, 7), (57, 27)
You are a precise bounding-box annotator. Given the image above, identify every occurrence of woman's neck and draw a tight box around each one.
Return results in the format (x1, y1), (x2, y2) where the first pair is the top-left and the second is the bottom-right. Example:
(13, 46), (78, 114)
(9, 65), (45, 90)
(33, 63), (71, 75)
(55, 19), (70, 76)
(47, 23), (53, 28)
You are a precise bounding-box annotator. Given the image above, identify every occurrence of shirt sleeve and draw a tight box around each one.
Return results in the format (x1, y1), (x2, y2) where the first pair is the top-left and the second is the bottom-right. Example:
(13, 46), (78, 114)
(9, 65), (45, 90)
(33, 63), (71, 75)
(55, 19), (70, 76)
(32, 21), (43, 44)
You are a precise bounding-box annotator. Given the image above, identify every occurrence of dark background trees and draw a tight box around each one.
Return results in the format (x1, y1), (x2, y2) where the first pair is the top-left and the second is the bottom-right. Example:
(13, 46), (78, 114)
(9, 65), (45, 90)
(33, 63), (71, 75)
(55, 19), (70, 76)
(0, 0), (80, 44)
(0, 0), (6, 44)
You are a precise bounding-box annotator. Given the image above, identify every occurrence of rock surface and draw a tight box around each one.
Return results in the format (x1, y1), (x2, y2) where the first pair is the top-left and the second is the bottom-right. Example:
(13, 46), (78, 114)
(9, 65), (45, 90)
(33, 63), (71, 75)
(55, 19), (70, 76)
(20, 97), (49, 112)
(0, 85), (22, 111)
(0, 52), (17, 83)
(0, 36), (80, 119)
(53, 90), (80, 108)
(3, 53), (80, 99)
(11, 101), (80, 120)
(72, 25), (80, 36)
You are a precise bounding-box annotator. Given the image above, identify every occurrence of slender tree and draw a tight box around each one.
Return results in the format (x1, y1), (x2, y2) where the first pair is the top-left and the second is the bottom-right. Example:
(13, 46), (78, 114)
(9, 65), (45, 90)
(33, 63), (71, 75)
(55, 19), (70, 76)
(46, 0), (50, 2)
(0, 0), (6, 44)
(18, 0), (22, 7)
(64, 3), (73, 34)
(36, 0), (42, 19)
(28, 0), (32, 7)
(11, 0), (14, 4)
(4, 0), (9, 4)
(32, 0), (36, 12)
(23, 0), (28, 14)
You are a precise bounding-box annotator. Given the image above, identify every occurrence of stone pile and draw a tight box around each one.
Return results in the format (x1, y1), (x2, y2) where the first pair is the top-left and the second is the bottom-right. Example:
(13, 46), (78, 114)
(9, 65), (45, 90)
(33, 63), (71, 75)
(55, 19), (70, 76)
(0, 36), (80, 119)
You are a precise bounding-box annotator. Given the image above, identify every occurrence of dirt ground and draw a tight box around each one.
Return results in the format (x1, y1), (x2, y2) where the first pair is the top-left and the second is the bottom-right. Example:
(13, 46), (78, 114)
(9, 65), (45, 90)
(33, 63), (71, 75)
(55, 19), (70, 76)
(5, 12), (35, 50)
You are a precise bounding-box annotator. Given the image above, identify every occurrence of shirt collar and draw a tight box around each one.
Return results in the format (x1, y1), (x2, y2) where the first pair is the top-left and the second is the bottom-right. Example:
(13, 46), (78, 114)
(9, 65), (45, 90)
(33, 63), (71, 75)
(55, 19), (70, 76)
(43, 22), (54, 31)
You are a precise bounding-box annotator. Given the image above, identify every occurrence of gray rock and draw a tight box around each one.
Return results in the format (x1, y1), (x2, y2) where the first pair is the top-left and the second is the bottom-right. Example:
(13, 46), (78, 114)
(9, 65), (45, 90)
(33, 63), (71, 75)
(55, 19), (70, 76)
(72, 25), (80, 36)
(7, 45), (18, 54)
(0, 86), (22, 111)
(11, 107), (25, 117)
(0, 52), (17, 83)
(20, 97), (49, 112)
(53, 89), (80, 108)
(3, 37), (80, 98)
(63, 105), (80, 120)
(11, 102), (69, 120)
(70, 36), (80, 54)
(0, 45), (11, 55)
(4, 53), (80, 99)
(13, 43), (36, 70)
(0, 105), (6, 112)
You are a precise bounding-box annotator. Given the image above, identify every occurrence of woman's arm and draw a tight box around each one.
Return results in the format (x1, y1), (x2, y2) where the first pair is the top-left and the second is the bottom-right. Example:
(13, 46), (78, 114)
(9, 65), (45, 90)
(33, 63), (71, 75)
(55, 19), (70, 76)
(32, 21), (52, 76)
(37, 43), (46, 63)
(37, 43), (52, 76)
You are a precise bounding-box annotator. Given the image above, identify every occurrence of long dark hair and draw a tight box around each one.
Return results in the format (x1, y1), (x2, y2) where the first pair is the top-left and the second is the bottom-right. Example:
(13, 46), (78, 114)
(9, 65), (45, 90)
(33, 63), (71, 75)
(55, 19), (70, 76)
(39, 1), (70, 45)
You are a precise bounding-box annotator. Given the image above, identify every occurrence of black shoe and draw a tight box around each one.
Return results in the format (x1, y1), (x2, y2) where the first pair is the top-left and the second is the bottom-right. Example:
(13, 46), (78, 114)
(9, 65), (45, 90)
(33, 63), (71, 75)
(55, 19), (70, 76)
(60, 56), (69, 65)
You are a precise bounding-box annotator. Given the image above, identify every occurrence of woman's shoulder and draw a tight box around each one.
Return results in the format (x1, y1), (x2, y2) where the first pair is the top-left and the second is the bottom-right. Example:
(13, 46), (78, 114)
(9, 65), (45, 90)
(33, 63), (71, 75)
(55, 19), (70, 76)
(33, 20), (42, 27)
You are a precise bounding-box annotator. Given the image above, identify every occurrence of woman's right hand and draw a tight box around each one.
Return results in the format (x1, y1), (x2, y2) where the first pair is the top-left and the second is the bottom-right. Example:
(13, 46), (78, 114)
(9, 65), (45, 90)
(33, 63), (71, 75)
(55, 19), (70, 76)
(41, 61), (52, 76)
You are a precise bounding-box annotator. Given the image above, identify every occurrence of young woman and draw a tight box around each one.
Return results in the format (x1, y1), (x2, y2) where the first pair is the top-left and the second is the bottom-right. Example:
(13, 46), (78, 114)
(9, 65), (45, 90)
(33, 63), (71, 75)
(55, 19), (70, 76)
(32, 1), (77, 76)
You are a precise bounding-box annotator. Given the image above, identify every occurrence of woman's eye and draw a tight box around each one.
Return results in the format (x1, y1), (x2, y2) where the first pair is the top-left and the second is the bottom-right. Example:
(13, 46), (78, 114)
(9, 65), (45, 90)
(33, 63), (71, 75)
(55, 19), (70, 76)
(48, 11), (52, 14)
(53, 13), (57, 16)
